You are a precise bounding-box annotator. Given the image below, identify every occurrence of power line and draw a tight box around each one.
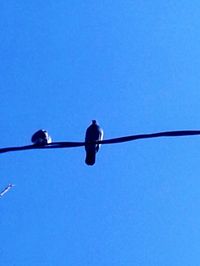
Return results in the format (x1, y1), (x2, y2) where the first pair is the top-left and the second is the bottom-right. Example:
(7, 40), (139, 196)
(0, 130), (200, 154)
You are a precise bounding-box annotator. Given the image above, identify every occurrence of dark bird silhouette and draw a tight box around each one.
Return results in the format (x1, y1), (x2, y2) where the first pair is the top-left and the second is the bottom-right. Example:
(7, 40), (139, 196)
(85, 120), (104, 165)
(31, 129), (52, 145)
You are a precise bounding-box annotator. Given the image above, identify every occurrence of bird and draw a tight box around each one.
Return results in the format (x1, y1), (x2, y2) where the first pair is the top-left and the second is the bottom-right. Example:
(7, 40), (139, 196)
(31, 129), (52, 145)
(85, 120), (103, 165)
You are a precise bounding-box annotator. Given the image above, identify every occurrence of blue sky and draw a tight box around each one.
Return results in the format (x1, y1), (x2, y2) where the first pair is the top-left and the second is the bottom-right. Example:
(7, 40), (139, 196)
(1, 1), (200, 265)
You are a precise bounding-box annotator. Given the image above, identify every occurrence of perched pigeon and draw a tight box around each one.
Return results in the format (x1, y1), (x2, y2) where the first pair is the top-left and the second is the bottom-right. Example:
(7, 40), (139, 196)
(85, 120), (103, 165)
(31, 129), (52, 145)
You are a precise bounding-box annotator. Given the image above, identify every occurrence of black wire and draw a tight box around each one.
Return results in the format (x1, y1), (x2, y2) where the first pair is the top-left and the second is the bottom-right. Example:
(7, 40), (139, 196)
(99, 130), (200, 144)
(0, 130), (200, 154)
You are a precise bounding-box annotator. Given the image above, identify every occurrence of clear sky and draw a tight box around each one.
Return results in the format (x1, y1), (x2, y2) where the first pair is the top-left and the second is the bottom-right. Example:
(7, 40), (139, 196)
(1, 1), (200, 265)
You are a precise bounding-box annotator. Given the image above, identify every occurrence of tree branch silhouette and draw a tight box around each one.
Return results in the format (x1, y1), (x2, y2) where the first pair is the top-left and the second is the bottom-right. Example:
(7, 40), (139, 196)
(0, 130), (200, 154)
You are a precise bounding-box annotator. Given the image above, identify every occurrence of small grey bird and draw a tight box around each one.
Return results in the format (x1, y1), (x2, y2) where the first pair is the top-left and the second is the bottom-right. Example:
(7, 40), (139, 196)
(31, 129), (52, 145)
(85, 120), (103, 165)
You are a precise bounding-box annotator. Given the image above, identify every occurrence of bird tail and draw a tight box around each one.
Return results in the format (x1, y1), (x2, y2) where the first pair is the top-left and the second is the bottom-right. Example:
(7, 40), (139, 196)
(85, 152), (96, 166)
